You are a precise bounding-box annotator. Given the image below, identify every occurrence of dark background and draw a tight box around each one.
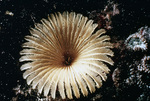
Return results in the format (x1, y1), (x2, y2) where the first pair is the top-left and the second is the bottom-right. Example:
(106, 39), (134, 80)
(0, 0), (150, 100)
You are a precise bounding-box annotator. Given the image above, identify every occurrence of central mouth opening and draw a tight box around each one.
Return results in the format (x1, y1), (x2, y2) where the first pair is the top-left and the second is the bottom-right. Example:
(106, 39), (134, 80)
(64, 56), (72, 66)
(62, 52), (75, 66)
(141, 73), (150, 85)
(145, 59), (150, 67)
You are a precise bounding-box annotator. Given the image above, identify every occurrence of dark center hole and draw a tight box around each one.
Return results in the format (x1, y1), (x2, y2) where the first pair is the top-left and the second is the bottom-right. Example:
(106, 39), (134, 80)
(141, 73), (150, 85)
(63, 52), (74, 66)
(129, 37), (141, 46)
(145, 59), (150, 68)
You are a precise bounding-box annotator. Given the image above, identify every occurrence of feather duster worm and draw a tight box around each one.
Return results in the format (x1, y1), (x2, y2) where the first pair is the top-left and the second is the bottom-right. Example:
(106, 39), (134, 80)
(19, 12), (114, 99)
(125, 33), (147, 51)
(138, 56), (150, 73)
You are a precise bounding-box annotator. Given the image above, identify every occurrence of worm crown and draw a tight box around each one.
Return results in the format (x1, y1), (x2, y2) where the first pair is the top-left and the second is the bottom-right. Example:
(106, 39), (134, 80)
(20, 12), (114, 99)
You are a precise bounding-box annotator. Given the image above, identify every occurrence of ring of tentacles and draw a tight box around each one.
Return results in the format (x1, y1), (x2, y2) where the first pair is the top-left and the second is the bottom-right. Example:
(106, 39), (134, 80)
(20, 12), (114, 99)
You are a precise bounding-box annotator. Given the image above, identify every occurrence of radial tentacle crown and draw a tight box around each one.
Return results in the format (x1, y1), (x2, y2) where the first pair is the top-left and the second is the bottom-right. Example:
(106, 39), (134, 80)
(19, 12), (114, 99)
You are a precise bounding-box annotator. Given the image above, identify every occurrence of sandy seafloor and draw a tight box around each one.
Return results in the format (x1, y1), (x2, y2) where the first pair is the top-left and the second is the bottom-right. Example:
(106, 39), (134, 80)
(0, 0), (150, 101)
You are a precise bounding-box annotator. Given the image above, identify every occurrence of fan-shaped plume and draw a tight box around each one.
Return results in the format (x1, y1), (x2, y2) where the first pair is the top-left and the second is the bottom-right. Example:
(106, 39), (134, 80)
(20, 12), (114, 99)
